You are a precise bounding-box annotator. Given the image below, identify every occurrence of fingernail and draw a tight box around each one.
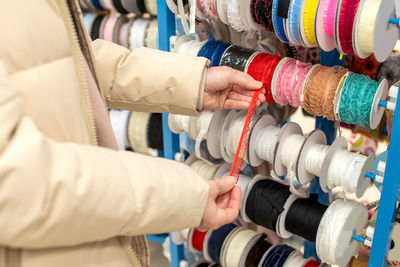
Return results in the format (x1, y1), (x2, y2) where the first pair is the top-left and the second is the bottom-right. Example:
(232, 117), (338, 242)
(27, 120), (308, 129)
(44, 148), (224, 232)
(254, 81), (263, 88)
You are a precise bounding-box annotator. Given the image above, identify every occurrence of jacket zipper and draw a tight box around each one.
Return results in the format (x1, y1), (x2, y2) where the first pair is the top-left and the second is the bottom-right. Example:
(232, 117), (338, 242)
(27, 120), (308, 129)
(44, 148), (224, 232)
(60, 1), (141, 266)
(59, 0), (98, 145)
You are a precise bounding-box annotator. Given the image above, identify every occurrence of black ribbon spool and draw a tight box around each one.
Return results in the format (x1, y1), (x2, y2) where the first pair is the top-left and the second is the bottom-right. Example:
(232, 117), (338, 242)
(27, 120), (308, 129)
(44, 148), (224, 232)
(147, 113), (163, 151)
(90, 14), (105, 40)
(219, 46), (256, 72)
(112, 0), (129, 14)
(284, 197), (328, 242)
(277, 0), (290, 18)
(245, 234), (273, 267)
(245, 179), (291, 231)
(207, 223), (237, 263)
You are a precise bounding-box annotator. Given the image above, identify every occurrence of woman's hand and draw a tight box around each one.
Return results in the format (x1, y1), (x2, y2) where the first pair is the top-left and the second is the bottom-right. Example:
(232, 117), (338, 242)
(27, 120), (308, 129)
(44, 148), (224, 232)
(203, 66), (266, 110)
(197, 176), (241, 231)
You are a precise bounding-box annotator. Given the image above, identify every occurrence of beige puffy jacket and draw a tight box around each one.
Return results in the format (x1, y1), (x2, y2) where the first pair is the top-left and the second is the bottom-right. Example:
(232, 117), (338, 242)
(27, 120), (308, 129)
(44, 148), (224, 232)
(0, 0), (210, 266)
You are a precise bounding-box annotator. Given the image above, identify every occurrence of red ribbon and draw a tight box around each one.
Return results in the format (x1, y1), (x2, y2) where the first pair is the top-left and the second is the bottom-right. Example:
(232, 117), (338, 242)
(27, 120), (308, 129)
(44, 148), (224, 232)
(192, 229), (207, 251)
(247, 53), (282, 104)
(304, 260), (321, 267)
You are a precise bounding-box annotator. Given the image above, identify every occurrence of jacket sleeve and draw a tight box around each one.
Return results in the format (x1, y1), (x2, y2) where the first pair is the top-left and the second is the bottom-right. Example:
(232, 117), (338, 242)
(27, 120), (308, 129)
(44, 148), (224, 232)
(0, 62), (209, 249)
(91, 39), (209, 116)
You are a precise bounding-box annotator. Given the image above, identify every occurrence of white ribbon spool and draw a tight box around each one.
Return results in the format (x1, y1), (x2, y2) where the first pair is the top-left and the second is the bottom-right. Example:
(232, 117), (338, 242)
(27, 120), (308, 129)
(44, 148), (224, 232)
(248, 114), (277, 167)
(355, 0), (399, 62)
(388, 223), (400, 264)
(316, 199), (368, 266)
(129, 18), (150, 50)
(227, 0), (248, 32)
(168, 113), (190, 135)
(319, 137), (374, 198)
(220, 227), (260, 267)
(282, 251), (308, 267)
(144, 19), (158, 49)
(207, 110), (231, 159)
(280, 134), (306, 181)
(109, 109), (131, 150)
(189, 159), (219, 180)
(127, 111), (152, 154)
(296, 129), (327, 184)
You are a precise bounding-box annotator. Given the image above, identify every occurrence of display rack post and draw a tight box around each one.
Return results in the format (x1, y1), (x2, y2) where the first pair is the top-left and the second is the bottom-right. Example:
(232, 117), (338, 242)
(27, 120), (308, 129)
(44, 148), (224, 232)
(157, 0), (185, 266)
(369, 86), (400, 265)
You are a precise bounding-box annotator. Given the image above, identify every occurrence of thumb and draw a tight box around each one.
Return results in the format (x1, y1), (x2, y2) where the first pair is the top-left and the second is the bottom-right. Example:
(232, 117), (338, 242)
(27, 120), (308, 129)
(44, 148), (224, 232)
(215, 176), (237, 195)
(225, 69), (263, 91)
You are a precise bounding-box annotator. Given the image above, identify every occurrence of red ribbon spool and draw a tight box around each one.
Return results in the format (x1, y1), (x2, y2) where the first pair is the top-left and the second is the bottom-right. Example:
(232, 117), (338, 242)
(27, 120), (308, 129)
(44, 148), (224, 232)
(247, 52), (282, 104)
(192, 229), (208, 252)
(304, 260), (321, 267)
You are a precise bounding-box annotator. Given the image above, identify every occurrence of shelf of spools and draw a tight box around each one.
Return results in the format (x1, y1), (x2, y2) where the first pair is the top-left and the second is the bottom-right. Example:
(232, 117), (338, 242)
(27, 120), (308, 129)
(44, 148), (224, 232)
(161, 0), (400, 265)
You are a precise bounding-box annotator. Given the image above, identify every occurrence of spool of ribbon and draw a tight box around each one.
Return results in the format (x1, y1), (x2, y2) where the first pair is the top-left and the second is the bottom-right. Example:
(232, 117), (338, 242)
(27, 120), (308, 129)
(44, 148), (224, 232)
(144, 19), (158, 49)
(247, 52), (282, 104)
(287, 0), (303, 45)
(338, 72), (380, 127)
(272, 0), (289, 42)
(274, 57), (313, 107)
(337, 0), (360, 55)
(316, 199), (368, 266)
(261, 244), (295, 266)
(191, 229), (208, 252)
(206, 223), (237, 263)
(251, 0), (275, 32)
(220, 228), (260, 267)
(302, 0), (318, 45)
(245, 179), (291, 231)
(302, 65), (349, 121)
(244, 234), (273, 267)
(220, 45), (258, 72)
(129, 18), (150, 51)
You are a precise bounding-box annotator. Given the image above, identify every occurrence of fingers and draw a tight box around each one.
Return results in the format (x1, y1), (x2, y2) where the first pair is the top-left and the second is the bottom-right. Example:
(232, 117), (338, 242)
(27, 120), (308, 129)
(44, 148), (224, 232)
(223, 67), (263, 91)
(231, 87), (267, 103)
(224, 99), (261, 109)
(216, 186), (242, 225)
(215, 176), (237, 195)
(227, 91), (252, 103)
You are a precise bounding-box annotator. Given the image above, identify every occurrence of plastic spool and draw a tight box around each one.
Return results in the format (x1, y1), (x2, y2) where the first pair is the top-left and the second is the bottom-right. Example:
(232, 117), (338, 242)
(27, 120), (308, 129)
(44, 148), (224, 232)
(220, 228), (260, 267)
(300, 64), (320, 104)
(257, 245), (278, 267)
(222, 110), (258, 164)
(352, 0), (371, 59)
(241, 0), (263, 31)
(296, 129), (327, 184)
(202, 229), (215, 262)
(315, 0), (336, 51)
(276, 194), (298, 238)
(240, 174), (267, 222)
(373, 0), (399, 62)
(129, 18), (150, 51)
(299, 0), (317, 47)
(369, 79), (388, 129)
(332, 72), (350, 121)
(248, 114), (277, 167)
(207, 110), (230, 159)
(320, 136), (374, 197)
(388, 223), (400, 263)
(127, 112), (152, 154)
(274, 122), (303, 177)
(334, 0), (344, 54)
(220, 110), (241, 163)
(168, 113), (190, 135)
(282, 251), (308, 267)
(271, 57), (291, 103)
(316, 199), (368, 266)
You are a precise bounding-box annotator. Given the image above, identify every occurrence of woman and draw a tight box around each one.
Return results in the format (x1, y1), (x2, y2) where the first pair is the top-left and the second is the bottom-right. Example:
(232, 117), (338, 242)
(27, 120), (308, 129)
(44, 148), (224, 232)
(0, 1), (265, 266)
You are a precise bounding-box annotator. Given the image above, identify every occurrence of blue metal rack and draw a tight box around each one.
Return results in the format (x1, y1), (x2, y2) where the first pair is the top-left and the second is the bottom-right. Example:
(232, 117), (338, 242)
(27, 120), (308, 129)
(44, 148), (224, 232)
(155, 0), (399, 265)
